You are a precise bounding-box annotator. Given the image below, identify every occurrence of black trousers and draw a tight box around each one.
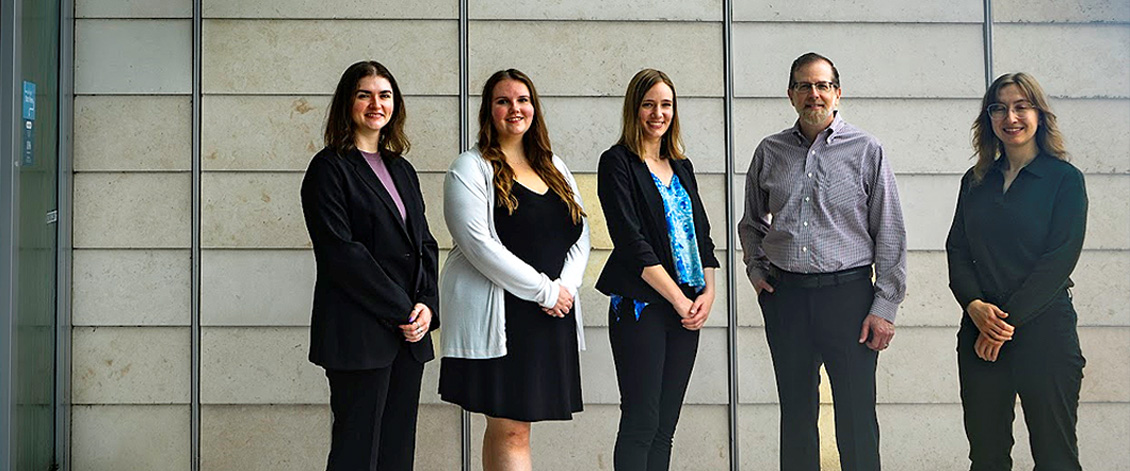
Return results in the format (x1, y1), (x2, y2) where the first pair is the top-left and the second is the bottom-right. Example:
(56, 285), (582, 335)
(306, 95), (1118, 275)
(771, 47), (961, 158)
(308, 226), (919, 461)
(758, 275), (880, 471)
(609, 298), (700, 471)
(958, 292), (1085, 471)
(324, 343), (425, 471)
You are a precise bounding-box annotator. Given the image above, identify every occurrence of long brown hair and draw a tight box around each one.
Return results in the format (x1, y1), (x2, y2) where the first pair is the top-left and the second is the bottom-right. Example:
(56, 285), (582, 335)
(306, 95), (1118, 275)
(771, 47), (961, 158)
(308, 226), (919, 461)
(971, 72), (1068, 182)
(618, 69), (686, 161)
(324, 61), (410, 156)
(476, 69), (585, 223)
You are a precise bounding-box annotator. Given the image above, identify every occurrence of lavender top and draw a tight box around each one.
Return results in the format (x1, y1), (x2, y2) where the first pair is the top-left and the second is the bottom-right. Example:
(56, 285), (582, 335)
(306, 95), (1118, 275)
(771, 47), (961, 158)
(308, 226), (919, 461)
(361, 150), (406, 223)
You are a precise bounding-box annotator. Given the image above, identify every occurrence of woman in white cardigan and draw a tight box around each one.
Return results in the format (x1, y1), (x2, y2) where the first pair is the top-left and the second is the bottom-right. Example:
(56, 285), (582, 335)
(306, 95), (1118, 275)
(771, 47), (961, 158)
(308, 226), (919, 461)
(439, 69), (590, 471)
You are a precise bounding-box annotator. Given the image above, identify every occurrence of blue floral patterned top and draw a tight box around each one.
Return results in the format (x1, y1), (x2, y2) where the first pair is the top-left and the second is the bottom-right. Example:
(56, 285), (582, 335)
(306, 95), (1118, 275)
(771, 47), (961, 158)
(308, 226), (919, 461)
(653, 173), (705, 289)
(611, 172), (705, 322)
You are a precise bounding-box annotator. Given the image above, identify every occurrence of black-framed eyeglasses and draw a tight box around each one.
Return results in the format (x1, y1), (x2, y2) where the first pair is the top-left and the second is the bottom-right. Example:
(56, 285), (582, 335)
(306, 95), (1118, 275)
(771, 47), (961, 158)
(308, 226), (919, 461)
(791, 81), (838, 93)
(986, 102), (1038, 120)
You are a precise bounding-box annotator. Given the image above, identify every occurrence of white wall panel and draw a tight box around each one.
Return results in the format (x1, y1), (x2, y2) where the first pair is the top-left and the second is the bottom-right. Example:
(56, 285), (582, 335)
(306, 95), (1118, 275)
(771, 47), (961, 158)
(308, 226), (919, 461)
(469, 21), (724, 97)
(72, 327), (191, 404)
(201, 95), (459, 172)
(993, 24), (1130, 98)
(72, 405), (191, 471)
(202, 20), (459, 95)
(77, 0), (191, 18)
(75, 96), (191, 171)
(73, 172), (192, 248)
(734, 0), (982, 23)
(203, 0), (457, 19)
(200, 249), (314, 326)
(75, 20), (192, 94)
(200, 172), (307, 248)
(733, 23), (984, 98)
(471, 0), (720, 21)
(73, 249), (191, 326)
(993, 0), (1130, 23)
(200, 327), (327, 404)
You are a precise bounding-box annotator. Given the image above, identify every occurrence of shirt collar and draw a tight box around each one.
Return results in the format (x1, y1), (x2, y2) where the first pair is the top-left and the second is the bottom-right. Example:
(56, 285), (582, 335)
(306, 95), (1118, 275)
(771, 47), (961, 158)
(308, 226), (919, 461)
(790, 111), (844, 145)
(993, 152), (1052, 179)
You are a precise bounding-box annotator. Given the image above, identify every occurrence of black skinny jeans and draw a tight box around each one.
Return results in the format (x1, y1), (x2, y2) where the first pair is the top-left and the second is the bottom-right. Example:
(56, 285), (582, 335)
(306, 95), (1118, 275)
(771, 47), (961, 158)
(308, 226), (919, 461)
(608, 296), (700, 471)
(958, 291), (1085, 471)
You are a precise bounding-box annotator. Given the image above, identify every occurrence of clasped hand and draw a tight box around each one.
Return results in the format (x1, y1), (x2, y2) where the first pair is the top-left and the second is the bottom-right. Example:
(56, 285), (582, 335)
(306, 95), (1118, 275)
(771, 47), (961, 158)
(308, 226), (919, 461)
(399, 303), (432, 343)
(542, 282), (574, 318)
(967, 299), (1013, 362)
(674, 289), (714, 331)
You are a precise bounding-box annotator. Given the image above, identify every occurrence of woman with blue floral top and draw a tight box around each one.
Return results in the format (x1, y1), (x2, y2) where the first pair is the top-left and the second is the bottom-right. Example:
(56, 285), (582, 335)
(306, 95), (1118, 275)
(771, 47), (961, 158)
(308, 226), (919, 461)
(596, 69), (719, 471)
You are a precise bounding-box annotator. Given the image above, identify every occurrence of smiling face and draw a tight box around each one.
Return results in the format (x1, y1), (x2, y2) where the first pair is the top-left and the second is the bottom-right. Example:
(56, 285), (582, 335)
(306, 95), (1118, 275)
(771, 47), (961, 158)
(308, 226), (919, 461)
(350, 75), (394, 137)
(991, 84), (1040, 154)
(788, 60), (841, 129)
(490, 79), (535, 142)
(638, 82), (674, 143)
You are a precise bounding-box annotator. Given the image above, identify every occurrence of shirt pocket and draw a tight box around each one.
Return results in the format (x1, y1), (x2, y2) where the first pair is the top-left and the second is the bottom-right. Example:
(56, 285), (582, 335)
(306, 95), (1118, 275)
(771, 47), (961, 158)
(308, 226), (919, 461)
(822, 175), (864, 208)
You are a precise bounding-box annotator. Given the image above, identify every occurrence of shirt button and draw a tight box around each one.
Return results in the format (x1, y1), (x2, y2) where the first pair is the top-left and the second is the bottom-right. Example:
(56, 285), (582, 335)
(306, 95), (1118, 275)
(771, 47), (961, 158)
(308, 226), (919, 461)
(803, 221), (809, 226)
(802, 246), (808, 252)
(804, 196), (810, 202)
(807, 172), (813, 178)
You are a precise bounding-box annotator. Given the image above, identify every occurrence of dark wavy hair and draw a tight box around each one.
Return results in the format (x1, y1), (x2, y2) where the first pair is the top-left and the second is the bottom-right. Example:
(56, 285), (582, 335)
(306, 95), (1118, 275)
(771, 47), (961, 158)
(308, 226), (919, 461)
(323, 61), (409, 156)
(971, 72), (1068, 183)
(617, 68), (686, 162)
(476, 69), (585, 224)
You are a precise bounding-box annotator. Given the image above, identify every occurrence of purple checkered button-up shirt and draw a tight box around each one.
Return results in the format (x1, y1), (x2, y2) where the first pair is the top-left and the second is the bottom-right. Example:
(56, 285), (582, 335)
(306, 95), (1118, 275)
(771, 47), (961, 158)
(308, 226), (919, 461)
(738, 113), (907, 322)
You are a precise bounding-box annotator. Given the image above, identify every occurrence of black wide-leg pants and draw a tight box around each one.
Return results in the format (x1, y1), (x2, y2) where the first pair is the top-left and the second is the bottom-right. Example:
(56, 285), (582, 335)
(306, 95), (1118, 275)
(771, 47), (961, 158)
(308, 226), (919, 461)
(958, 291), (1085, 471)
(324, 343), (425, 471)
(609, 298), (700, 471)
(758, 275), (880, 471)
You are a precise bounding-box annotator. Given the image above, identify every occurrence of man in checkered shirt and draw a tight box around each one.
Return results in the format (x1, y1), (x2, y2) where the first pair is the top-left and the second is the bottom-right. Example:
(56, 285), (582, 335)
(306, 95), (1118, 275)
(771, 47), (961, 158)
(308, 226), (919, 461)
(739, 52), (907, 471)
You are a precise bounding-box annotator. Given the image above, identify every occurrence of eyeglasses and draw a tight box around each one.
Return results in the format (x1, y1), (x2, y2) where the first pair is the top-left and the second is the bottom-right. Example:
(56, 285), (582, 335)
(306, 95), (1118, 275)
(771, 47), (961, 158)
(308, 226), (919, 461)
(987, 102), (1038, 120)
(791, 81), (838, 93)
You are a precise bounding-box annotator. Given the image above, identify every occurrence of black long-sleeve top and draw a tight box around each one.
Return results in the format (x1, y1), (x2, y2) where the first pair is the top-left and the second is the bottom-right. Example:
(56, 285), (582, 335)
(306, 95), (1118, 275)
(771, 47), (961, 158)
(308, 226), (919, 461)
(946, 153), (1088, 328)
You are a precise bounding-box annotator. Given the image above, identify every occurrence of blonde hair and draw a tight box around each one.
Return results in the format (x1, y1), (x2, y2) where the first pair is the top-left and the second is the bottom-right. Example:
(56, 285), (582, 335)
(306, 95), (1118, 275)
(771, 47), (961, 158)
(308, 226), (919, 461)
(617, 69), (686, 161)
(971, 72), (1068, 182)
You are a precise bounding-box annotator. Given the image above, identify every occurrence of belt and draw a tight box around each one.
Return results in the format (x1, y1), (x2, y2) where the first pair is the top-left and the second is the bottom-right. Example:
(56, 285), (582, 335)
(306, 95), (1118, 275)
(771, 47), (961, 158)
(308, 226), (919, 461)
(767, 264), (872, 289)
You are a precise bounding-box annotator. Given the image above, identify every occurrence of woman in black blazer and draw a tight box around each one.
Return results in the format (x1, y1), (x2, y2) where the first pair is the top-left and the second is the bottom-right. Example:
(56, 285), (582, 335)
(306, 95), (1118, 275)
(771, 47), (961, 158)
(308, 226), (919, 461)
(300, 60), (440, 471)
(596, 69), (719, 471)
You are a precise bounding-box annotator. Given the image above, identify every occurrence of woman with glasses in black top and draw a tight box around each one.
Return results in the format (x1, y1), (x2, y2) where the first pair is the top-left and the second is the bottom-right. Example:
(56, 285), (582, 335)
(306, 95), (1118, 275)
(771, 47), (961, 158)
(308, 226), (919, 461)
(946, 72), (1087, 471)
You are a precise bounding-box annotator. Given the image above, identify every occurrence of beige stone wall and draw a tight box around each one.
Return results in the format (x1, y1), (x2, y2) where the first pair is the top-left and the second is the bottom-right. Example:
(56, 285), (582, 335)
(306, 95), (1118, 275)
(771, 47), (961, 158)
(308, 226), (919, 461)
(71, 0), (1129, 469)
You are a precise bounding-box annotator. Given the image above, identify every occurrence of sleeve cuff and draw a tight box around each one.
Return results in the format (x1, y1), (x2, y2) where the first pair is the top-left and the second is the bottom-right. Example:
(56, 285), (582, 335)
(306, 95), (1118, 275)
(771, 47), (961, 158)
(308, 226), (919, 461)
(540, 280), (561, 309)
(870, 296), (899, 323)
(745, 263), (768, 286)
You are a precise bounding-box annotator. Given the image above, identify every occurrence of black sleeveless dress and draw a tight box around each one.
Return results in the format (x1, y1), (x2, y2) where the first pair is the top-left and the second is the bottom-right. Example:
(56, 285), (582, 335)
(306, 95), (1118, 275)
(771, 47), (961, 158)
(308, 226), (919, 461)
(439, 183), (584, 422)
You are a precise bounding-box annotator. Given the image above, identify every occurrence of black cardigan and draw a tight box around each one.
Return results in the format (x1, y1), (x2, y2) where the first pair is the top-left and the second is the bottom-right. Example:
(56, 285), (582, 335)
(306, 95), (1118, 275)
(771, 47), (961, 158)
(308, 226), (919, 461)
(595, 144), (719, 304)
(300, 147), (439, 370)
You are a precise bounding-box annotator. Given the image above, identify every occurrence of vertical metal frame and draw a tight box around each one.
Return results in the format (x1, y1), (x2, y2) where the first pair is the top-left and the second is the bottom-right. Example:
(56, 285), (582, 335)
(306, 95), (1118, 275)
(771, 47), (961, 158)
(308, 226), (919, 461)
(458, 1), (471, 470)
(0, 0), (20, 468)
(55, 0), (75, 467)
(983, 0), (994, 88)
(191, 0), (203, 469)
(722, 0), (740, 469)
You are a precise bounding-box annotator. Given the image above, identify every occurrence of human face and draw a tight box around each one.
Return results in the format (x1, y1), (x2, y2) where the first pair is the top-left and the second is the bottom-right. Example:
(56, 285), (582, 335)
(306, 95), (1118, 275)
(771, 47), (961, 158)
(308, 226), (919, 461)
(787, 60), (841, 129)
(490, 79), (534, 142)
(990, 84), (1039, 153)
(638, 82), (674, 143)
(351, 75), (394, 136)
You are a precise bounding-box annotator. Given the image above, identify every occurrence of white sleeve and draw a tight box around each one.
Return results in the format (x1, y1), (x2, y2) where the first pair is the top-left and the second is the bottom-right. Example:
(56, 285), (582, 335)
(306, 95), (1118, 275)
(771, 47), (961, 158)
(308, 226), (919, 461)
(444, 152), (558, 308)
(554, 155), (590, 295)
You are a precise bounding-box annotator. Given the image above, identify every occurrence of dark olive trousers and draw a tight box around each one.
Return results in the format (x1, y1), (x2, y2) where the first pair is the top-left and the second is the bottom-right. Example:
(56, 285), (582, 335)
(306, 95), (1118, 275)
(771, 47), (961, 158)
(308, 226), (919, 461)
(958, 292), (1084, 471)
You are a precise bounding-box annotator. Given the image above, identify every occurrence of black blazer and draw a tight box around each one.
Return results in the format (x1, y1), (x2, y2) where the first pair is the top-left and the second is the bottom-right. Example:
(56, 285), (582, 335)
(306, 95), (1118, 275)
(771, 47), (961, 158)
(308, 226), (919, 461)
(301, 147), (439, 370)
(595, 144), (719, 304)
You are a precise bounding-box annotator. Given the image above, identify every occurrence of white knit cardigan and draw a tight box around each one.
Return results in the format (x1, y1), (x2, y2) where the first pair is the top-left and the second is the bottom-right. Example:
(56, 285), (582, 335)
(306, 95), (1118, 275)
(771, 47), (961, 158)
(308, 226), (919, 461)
(439, 148), (590, 359)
